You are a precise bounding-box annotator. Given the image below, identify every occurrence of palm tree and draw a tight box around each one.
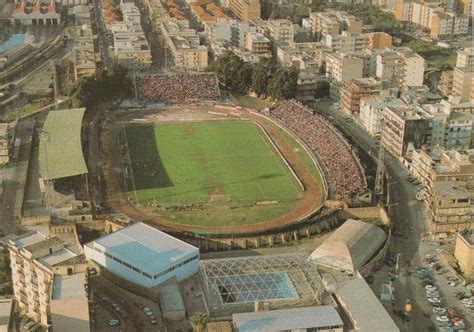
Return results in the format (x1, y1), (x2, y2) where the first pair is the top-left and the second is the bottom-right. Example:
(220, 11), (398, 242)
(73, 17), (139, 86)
(190, 312), (208, 332)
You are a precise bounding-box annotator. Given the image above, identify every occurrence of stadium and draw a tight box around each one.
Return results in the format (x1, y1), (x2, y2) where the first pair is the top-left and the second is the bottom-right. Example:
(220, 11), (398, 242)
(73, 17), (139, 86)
(101, 73), (366, 239)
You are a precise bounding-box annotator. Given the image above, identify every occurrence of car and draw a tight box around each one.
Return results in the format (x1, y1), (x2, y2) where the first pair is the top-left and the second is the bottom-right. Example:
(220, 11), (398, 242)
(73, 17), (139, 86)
(448, 281), (458, 287)
(428, 297), (441, 304)
(433, 307), (446, 314)
(425, 285), (437, 291)
(427, 292), (440, 297)
(436, 316), (449, 322)
(143, 307), (153, 316)
(425, 254), (433, 259)
(461, 298), (473, 304)
(107, 319), (120, 327)
(150, 319), (158, 325)
(148, 314), (156, 320)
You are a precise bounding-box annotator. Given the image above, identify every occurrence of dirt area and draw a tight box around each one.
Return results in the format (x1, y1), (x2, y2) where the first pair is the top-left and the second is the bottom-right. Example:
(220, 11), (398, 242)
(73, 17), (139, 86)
(101, 105), (325, 235)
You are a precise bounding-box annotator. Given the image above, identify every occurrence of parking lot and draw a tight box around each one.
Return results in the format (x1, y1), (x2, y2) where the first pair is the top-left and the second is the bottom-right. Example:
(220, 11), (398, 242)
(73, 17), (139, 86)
(89, 273), (164, 332)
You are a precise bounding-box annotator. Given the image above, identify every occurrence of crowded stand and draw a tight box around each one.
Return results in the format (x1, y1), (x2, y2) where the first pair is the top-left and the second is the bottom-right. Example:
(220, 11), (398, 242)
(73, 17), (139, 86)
(135, 73), (220, 103)
(269, 100), (365, 199)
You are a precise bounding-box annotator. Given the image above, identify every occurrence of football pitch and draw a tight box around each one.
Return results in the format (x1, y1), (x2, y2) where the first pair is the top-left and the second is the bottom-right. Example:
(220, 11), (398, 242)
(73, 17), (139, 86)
(124, 120), (303, 207)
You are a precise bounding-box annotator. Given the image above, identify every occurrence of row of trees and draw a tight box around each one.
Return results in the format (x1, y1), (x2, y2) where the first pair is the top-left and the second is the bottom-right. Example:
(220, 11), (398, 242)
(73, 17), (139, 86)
(211, 52), (299, 100)
(70, 61), (132, 108)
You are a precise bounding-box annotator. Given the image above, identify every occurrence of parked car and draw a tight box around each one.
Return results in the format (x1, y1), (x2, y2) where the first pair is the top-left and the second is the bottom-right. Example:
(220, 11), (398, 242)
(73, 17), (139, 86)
(108, 319), (120, 327)
(428, 297), (441, 304)
(143, 307), (153, 316)
(436, 316), (449, 322)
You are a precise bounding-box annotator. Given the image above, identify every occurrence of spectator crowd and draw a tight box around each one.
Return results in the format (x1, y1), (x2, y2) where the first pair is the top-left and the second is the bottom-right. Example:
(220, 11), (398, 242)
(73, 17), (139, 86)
(269, 100), (365, 199)
(135, 73), (220, 103)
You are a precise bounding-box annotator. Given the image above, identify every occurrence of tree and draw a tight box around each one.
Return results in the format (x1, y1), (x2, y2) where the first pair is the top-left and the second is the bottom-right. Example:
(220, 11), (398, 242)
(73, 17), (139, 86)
(190, 312), (208, 332)
(251, 58), (277, 97)
(267, 67), (298, 100)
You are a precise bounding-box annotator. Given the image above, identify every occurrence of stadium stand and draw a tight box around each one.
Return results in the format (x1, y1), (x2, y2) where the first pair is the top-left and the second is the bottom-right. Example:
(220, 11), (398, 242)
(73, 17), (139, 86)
(135, 73), (220, 103)
(269, 100), (364, 199)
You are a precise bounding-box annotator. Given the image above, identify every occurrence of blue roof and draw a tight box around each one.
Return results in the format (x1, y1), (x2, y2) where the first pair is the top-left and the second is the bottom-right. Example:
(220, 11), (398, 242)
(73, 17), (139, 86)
(0, 34), (26, 54)
(93, 222), (199, 275)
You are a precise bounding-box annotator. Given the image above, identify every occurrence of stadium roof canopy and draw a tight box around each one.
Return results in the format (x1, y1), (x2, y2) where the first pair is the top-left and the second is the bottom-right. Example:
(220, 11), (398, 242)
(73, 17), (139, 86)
(90, 222), (198, 276)
(39, 108), (88, 180)
(308, 219), (387, 273)
(232, 306), (343, 332)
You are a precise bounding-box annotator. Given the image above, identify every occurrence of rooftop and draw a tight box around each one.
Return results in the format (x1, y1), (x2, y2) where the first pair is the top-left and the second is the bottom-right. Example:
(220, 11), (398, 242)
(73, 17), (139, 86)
(309, 219), (387, 273)
(89, 222), (198, 275)
(336, 277), (399, 332)
(434, 181), (474, 199)
(52, 273), (87, 300)
(160, 283), (185, 313)
(232, 306), (343, 332)
(38, 108), (88, 180)
(11, 231), (47, 249)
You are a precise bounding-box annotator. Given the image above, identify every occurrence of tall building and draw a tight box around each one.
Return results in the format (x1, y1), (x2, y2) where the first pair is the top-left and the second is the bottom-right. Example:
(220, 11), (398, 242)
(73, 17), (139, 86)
(381, 105), (433, 158)
(309, 9), (363, 39)
(375, 47), (425, 88)
(0, 123), (10, 165)
(8, 231), (88, 328)
(456, 48), (474, 68)
(266, 19), (295, 45)
(340, 78), (383, 115)
(452, 66), (474, 103)
(360, 96), (406, 136)
(455, 231), (474, 276)
(325, 52), (364, 83)
(228, 0), (260, 21)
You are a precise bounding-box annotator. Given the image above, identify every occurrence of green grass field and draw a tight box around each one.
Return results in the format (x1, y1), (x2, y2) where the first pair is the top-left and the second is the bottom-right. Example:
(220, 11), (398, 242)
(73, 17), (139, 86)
(125, 120), (302, 209)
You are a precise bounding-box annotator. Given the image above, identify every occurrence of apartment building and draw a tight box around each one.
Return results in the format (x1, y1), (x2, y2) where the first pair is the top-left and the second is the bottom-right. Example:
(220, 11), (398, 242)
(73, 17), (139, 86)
(375, 47), (425, 88)
(459, 0), (473, 15)
(228, 0), (260, 21)
(73, 5), (96, 81)
(381, 105), (432, 158)
(8, 231), (88, 328)
(360, 96), (407, 137)
(245, 32), (271, 54)
(190, 1), (229, 25)
(394, 0), (469, 38)
(276, 42), (329, 68)
(457, 48), (474, 69)
(266, 19), (295, 45)
(437, 70), (454, 97)
(309, 10), (363, 38)
(160, 20), (208, 70)
(429, 180), (474, 233)
(340, 78), (382, 115)
(110, 3), (152, 70)
(452, 66), (474, 103)
(0, 123), (10, 165)
(325, 52), (364, 83)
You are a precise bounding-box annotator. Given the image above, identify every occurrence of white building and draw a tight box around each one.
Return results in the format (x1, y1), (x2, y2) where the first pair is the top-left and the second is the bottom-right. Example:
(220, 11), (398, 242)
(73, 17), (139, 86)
(325, 52), (364, 83)
(84, 222), (199, 288)
(360, 96), (406, 137)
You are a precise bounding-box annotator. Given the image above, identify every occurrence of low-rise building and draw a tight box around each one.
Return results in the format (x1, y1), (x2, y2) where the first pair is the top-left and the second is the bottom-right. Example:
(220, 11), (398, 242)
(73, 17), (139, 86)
(12, 1), (61, 25)
(8, 231), (88, 328)
(454, 231), (474, 276)
(457, 48), (474, 69)
(84, 222), (199, 288)
(265, 18), (295, 46)
(232, 306), (344, 332)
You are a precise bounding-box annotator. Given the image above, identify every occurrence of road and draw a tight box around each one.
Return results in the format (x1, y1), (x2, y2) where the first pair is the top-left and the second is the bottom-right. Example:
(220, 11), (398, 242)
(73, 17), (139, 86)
(313, 100), (431, 331)
(0, 117), (35, 234)
(93, 0), (112, 69)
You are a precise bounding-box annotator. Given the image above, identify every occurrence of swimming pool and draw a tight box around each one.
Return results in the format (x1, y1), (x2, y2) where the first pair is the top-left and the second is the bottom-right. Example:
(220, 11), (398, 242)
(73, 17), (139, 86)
(215, 271), (297, 304)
